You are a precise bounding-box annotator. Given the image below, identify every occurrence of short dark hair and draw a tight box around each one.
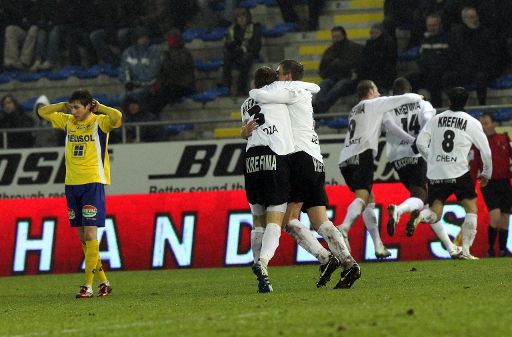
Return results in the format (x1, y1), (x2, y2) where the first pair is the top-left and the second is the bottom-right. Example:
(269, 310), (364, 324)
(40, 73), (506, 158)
(356, 80), (375, 99)
(331, 26), (347, 38)
(446, 87), (468, 111)
(278, 59), (304, 81)
(480, 111), (496, 122)
(254, 66), (277, 89)
(392, 77), (412, 95)
(69, 89), (93, 107)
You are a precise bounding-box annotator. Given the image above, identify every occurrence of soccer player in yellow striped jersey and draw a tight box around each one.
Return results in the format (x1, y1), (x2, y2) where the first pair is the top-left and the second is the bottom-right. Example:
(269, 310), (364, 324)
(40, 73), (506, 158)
(38, 89), (122, 298)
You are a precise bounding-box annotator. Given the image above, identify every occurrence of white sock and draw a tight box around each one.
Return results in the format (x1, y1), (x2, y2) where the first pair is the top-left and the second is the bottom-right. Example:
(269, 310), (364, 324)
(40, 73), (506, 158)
(285, 219), (330, 264)
(420, 208), (437, 224)
(430, 221), (455, 252)
(251, 227), (265, 262)
(339, 198), (365, 232)
(462, 213), (477, 255)
(397, 197), (424, 216)
(363, 203), (383, 250)
(317, 220), (355, 269)
(259, 223), (281, 268)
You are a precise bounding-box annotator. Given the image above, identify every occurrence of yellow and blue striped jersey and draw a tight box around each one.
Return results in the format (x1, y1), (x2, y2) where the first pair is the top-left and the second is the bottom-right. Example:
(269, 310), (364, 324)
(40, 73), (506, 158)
(39, 103), (122, 185)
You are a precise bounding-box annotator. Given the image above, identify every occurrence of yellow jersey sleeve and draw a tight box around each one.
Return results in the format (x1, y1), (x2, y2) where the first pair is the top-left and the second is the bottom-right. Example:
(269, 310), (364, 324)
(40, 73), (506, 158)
(97, 104), (122, 132)
(37, 103), (71, 129)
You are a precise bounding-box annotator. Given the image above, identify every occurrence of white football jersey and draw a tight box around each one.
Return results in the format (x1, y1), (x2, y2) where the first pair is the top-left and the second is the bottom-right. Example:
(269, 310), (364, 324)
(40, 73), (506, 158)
(383, 100), (435, 162)
(416, 110), (492, 179)
(241, 97), (295, 155)
(249, 81), (323, 162)
(339, 93), (423, 164)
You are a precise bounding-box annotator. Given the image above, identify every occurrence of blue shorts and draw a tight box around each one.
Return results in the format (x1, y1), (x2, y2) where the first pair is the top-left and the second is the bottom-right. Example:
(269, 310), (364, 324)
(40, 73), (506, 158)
(65, 183), (106, 227)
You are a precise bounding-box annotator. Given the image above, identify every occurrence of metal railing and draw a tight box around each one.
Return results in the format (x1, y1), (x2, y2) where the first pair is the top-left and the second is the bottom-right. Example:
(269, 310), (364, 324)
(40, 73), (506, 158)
(1, 103), (512, 149)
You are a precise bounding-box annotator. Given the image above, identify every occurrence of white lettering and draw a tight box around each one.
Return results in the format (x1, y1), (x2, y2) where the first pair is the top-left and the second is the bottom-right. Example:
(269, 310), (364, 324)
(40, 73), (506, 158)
(152, 214), (195, 267)
(225, 213), (254, 265)
(13, 220), (55, 272)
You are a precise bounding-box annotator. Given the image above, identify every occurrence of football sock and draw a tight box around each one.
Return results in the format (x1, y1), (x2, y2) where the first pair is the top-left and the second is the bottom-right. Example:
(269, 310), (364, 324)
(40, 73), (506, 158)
(498, 229), (509, 251)
(82, 242), (108, 283)
(85, 240), (99, 286)
(259, 223), (281, 268)
(420, 208), (437, 224)
(285, 219), (330, 264)
(339, 198), (365, 232)
(251, 227), (265, 262)
(429, 221), (455, 252)
(462, 213), (477, 254)
(317, 220), (355, 269)
(488, 226), (497, 252)
(363, 203), (383, 250)
(397, 197), (424, 216)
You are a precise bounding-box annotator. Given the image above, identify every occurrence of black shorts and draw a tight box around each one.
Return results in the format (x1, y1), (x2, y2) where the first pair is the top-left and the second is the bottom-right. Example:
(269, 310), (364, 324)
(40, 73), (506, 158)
(480, 179), (512, 212)
(339, 149), (375, 192)
(288, 151), (328, 212)
(244, 146), (290, 207)
(393, 156), (427, 190)
(428, 172), (477, 205)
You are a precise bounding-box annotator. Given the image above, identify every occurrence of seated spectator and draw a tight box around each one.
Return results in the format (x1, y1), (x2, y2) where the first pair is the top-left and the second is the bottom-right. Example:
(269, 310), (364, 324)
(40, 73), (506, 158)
(442, 7), (501, 106)
(3, 1), (38, 70)
(312, 26), (362, 114)
(123, 97), (166, 143)
(407, 13), (450, 107)
(150, 29), (196, 114)
(119, 26), (162, 112)
(0, 94), (35, 149)
(359, 23), (397, 94)
(277, 0), (325, 31)
(222, 7), (261, 96)
(32, 95), (65, 147)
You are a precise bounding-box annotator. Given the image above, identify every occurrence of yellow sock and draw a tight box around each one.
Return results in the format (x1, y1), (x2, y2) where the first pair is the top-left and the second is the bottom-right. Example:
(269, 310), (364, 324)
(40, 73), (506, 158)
(82, 242), (107, 283)
(85, 240), (99, 286)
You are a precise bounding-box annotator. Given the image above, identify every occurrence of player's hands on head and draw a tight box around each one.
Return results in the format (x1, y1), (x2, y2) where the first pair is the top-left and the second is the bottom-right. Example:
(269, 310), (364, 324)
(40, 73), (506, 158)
(90, 99), (99, 113)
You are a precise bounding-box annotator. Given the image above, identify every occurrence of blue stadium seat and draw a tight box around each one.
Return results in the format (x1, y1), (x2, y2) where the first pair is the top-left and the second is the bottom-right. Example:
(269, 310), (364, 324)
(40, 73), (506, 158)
(183, 28), (205, 43)
(489, 75), (512, 89)
(239, 0), (258, 8)
(259, 0), (278, 6)
(327, 116), (349, 129)
(200, 27), (228, 41)
(17, 72), (44, 82)
(21, 96), (39, 112)
(52, 95), (70, 103)
(0, 72), (12, 84)
(397, 46), (420, 61)
(46, 66), (82, 80)
(166, 123), (194, 135)
(76, 67), (101, 79)
(262, 22), (298, 38)
(466, 110), (481, 119)
(193, 57), (224, 72)
(495, 109), (512, 122)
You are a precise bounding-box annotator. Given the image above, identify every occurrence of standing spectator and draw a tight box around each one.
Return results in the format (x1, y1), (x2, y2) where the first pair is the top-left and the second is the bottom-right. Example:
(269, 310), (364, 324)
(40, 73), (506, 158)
(0, 94), (35, 148)
(407, 13), (450, 107)
(3, 0), (38, 70)
(151, 29), (196, 114)
(119, 26), (162, 112)
(358, 23), (397, 94)
(276, 0), (325, 31)
(442, 7), (501, 106)
(469, 112), (512, 257)
(312, 26), (363, 114)
(222, 7), (261, 96)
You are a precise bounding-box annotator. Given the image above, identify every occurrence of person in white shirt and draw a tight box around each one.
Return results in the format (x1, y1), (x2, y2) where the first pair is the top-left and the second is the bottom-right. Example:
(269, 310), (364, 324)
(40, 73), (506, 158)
(416, 87), (492, 259)
(249, 59), (360, 289)
(241, 66), (294, 293)
(337, 80), (423, 259)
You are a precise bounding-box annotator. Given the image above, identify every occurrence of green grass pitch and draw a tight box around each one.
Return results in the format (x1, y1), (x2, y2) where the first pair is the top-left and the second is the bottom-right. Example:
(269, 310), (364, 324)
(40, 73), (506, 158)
(1, 259), (511, 337)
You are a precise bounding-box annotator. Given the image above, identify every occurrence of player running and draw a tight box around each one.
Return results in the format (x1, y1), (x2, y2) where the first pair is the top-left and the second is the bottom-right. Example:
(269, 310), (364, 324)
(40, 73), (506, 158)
(38, 89), (122, 297)
(416, 87), (492, 260)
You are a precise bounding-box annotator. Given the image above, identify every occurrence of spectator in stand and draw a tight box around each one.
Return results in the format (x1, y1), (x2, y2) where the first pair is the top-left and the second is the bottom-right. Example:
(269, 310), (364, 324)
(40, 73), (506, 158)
(89, 0), (140, 67)
(0, 94), (35, 149)
(407, 13), (450, 107)
(3, 1), (38, 70)
(32, 95), (65, 147)
(119, 26), (162, 112)
(469, 112), (512, 257)
(276, 0), (325, 31)
(150, 29), (196, 114)
(222, 7), (261, 96)
(312, 26), (363, 114)
(358, 23), (397, 94)
(383, 0), (433, 48)
(442, 7), (501, 106)
(123, 97), (166, 143)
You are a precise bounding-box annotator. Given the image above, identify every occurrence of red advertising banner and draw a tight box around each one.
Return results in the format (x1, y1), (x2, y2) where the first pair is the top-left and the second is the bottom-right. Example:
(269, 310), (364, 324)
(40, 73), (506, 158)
(0, 184), (508, 276)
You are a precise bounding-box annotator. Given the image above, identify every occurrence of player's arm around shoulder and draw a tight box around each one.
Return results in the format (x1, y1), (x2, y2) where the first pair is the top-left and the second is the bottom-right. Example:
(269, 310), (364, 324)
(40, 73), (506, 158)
(37, 102), (69, 129)
(94, 100), (123, 131)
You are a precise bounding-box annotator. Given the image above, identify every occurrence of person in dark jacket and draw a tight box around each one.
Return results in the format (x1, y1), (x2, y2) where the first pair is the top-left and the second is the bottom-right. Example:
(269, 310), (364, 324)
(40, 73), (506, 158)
(358, 23), (397, 94)
(0, 94), (35, 148)
(312, 26), (363, 114)
(222, 7), (261, 96)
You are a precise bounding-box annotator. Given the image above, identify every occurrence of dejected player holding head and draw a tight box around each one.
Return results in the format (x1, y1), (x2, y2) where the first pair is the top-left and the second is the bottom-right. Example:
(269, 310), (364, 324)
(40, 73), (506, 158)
(38, 89), (122, 297)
